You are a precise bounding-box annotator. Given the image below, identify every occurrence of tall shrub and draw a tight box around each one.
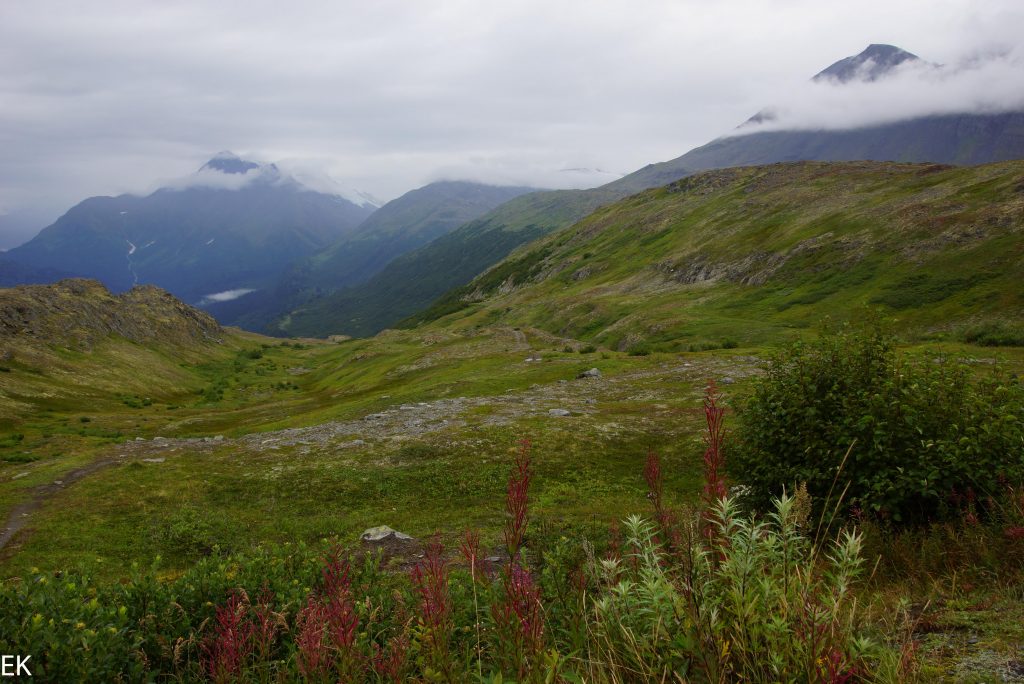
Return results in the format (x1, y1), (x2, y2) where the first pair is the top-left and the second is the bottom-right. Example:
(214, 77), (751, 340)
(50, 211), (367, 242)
(734, 325), (1024, 523)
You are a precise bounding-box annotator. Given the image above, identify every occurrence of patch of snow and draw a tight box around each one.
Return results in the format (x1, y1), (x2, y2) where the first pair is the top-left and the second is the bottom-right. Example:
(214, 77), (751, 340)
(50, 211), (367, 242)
(198, 288), (257, 305)
(126, 240), (136, 255)
(206, 238), (215, 246)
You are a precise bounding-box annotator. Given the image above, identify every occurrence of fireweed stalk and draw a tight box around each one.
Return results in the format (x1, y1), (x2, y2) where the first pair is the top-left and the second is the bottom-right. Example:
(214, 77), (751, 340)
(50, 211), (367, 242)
(504, 438), (533, 562)
(459, 528), (484, 680)
(410, 535), (453, 680)
(202, 590), (256, 684)
(492, 437), (546, 680)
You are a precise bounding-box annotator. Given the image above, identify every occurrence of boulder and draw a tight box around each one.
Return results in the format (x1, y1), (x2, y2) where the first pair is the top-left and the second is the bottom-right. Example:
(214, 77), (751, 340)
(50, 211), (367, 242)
(577, 367), (601, 379)
(548, 408), (571, 417)
(361, 525), (413, 543)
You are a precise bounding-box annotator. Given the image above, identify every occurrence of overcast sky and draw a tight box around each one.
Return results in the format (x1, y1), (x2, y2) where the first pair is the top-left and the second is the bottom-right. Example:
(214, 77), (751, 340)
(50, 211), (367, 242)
(1, 0), (1022, 248)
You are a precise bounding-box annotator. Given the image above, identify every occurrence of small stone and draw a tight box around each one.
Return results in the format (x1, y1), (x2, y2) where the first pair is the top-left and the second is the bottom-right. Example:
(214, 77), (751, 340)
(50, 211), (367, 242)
(141, 457), (166, 464)
(361, 526), (413, 542)
(577, 367), (601, 379)
(484, 556), (502, 563)
(399, 404), (416, 411)
(12, 472), (29, 480)
(153, 436), (168, 442)
(213, 435), (224, 441)
(720, 376), (735, 385)
(548, 408), (571, 417)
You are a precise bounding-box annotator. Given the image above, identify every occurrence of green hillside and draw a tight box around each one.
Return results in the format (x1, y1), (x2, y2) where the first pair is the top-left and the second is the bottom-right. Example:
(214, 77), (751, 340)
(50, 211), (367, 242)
(274, 185), (627, 337)
(410, 160), (1024, 350)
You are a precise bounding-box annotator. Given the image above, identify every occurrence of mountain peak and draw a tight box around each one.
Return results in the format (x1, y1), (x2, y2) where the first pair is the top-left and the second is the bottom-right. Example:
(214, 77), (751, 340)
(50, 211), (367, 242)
(200, 151), (261, 174)
(813, 44), (920, 83)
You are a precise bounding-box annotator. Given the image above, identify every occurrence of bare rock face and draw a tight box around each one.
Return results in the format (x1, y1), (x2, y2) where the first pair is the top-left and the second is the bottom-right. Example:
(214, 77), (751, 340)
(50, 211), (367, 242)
(0, 279), (222, 348)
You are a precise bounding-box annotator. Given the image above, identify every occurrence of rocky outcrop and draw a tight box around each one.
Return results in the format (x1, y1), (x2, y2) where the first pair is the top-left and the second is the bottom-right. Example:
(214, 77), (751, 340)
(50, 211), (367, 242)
(0, 279), (223, 349)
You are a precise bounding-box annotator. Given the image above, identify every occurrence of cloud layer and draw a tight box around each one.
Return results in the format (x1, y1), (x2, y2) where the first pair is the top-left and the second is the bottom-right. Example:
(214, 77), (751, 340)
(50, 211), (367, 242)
(733, 48), (1024, 135)
(1, 0), (1022, 248)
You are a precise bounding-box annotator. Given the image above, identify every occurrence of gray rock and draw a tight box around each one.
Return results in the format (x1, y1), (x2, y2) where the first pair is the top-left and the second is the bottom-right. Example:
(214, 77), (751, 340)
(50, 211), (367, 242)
(12, 472), (28, 480)
(577, 367), (602, 379)
(548, 408), (571, 417)
(141, 457), (166, 464)
(361, 526), (413, 542)
(720, 377), (735, 385)
(213, 435), (224, 441)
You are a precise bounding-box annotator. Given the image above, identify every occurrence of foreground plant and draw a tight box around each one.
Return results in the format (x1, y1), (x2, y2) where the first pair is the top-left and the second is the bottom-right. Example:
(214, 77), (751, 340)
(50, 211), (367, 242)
(593, 495), (881, 683)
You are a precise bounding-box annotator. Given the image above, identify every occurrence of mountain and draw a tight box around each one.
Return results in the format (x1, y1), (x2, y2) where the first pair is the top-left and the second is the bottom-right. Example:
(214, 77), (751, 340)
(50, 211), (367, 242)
(2, 153), (377, 305)
(607, 45), (1024, 194)
(0, 257), (71, 287)
(407, 160), (1024, 349)
(301, 180), (538, 292)
(274, 44), (1024, 339)
(272, 186), (626, 337)
(209, 181), (536, 330)
(812, 43), (921, 83)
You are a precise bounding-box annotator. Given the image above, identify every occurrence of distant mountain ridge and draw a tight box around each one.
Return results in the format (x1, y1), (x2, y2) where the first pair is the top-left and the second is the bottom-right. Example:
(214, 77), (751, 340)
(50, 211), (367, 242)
(608, 44), (1024, 194)
(286, 43), (1024, 339)
(3, 153), (376, 305)
(208, 180), (538, 331)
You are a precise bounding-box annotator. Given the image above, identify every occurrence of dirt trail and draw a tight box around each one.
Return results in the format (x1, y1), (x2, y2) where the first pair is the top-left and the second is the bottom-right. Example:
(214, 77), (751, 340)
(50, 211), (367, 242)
(0, 457), (123, 553)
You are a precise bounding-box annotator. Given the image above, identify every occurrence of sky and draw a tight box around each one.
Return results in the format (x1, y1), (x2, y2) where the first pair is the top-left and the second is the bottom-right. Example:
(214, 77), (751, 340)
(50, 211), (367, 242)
(1, 0), (1022, 249)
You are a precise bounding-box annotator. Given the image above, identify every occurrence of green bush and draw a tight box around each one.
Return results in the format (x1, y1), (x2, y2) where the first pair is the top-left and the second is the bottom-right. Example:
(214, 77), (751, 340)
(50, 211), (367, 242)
(961, 320), (1024, 347)
(734, 325), (1024, 523)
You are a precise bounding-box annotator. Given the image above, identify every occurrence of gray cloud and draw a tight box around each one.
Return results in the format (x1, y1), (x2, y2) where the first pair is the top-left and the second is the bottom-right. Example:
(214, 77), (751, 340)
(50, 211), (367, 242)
(1, 0), (1022, 249)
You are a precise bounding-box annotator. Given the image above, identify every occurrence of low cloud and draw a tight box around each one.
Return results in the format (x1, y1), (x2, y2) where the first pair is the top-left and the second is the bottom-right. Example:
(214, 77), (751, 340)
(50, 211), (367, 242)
(156, 166), (265, 192)
(729, 48), (1024, 136)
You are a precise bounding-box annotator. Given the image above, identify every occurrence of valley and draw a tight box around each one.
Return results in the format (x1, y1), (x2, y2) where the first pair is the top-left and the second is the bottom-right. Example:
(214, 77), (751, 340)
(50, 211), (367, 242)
(1, 26), (1024, 679)
(1, 157), (1023, 680)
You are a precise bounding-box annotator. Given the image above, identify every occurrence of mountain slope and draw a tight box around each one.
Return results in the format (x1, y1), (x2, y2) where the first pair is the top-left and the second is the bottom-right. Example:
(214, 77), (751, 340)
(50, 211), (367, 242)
(407, 160), (1024, 349)
(610, 112), (1024, 195)
(211, 181), (537, 331)
(4, 153), (376, 304)
(303, 181), (538, 291)
(274, 186), (626, 337)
